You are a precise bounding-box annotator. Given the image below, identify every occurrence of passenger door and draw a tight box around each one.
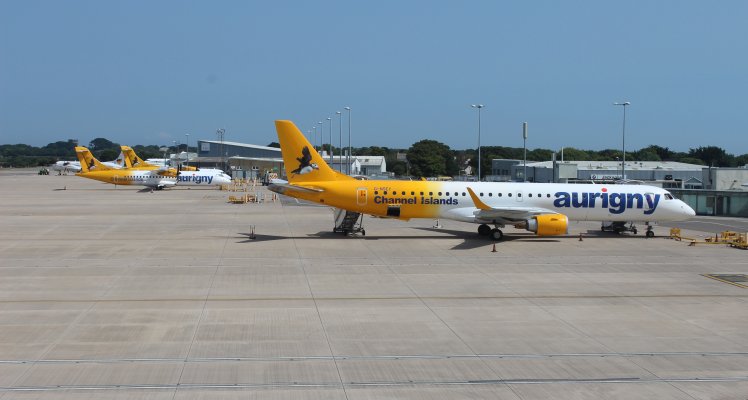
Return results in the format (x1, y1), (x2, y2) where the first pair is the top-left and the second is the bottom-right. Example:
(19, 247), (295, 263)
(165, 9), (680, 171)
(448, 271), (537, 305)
(356, 187), (367, 206)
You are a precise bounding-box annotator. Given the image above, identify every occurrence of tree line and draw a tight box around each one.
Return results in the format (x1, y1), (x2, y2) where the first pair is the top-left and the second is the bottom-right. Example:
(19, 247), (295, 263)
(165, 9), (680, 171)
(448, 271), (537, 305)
(353, 142), (748, 178)
(2, 138), (747, 179)
(0, 139), (191, 168)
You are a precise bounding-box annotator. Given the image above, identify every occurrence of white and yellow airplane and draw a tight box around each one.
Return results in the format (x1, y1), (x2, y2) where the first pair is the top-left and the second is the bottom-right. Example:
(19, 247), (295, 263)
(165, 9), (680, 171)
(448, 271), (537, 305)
(119, 146), (232, 187)
(269, 120), (695, 240)
(75, 146), (178, 189)
(51, 152), (125, 174)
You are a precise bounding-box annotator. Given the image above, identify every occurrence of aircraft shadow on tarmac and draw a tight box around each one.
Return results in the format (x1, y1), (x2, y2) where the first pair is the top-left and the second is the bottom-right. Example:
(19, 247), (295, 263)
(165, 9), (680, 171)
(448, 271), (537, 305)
(235, 228), (560, 250)
(582, 229), (655, 239)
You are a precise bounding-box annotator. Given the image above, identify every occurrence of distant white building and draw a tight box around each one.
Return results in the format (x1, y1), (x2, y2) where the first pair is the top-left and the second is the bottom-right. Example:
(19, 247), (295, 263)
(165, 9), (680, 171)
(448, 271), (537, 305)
(319, 153), (362, 175)
(357, 156), (387, 176)
(492, 159), (707, 187)
(703, 166), (748, 191)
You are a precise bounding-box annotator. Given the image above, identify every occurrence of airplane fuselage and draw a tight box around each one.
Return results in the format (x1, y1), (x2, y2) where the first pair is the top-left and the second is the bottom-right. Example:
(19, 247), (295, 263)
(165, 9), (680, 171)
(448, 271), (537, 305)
(77, 169), (231, 188)
(277, 180), (694, 224)
(76, 169), (177, 188)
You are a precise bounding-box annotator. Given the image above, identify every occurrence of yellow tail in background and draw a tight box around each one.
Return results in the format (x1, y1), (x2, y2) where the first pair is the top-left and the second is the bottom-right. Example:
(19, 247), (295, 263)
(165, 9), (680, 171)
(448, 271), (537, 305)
(75, 147), (112, 173)
(120, 146), (148, 168)
(275, 120), (353, 183)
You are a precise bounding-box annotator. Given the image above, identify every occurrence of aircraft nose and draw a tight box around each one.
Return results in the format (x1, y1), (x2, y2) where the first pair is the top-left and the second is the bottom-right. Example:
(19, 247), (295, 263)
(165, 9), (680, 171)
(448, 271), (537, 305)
(682, 201), (695, 217)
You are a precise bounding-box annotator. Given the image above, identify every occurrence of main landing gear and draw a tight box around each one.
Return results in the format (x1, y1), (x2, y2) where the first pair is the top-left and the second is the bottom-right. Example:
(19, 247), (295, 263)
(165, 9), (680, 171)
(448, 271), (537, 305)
(478, 224), (503, 241)
(600, 221), (655, 238)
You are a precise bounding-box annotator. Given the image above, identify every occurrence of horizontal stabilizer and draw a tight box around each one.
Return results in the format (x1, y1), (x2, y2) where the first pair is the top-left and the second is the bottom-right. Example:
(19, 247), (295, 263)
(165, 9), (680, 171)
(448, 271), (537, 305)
(268, 183), (325, 195)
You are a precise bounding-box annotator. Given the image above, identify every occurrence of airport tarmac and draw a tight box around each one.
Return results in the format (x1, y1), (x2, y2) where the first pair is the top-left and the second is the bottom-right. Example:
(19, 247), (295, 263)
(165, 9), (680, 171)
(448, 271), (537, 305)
(0, 168), (746, 400)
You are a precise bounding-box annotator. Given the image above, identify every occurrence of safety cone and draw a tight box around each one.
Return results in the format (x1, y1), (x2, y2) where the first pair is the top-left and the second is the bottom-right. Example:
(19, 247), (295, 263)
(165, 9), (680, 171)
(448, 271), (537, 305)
(249, 225), (256, 240)
(491, 243), (497, 253)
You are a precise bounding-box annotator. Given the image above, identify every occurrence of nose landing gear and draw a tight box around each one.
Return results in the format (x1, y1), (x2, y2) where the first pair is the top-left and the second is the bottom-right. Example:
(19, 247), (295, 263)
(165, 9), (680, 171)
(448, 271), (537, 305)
(645, 223), (655, 238)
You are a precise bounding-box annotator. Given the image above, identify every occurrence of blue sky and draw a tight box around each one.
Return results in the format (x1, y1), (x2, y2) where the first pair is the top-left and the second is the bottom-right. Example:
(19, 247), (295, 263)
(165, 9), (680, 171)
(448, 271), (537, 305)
(1, 0), (747, 154)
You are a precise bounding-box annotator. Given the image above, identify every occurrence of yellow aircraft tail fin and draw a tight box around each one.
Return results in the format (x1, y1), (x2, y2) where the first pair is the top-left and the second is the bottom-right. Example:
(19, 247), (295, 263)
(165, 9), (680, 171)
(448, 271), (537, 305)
(75, 147), (112, 173)
(120, 145), (151, 168)
(275, 120), (353, 183)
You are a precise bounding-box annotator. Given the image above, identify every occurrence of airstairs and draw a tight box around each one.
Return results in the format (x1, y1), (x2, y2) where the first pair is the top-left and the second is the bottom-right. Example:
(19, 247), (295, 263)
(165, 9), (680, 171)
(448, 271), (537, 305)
(333, 208), (365, 236)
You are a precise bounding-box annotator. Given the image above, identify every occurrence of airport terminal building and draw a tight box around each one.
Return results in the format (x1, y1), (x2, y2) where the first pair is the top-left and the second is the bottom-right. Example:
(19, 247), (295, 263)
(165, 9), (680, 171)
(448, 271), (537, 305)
(196, 139), (386, 180)
(490, 159), (707, 187)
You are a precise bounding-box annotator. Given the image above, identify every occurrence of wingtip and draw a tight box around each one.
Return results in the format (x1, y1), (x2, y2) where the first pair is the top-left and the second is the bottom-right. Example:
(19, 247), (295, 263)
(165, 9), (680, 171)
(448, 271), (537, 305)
(467, 187), (492, 211)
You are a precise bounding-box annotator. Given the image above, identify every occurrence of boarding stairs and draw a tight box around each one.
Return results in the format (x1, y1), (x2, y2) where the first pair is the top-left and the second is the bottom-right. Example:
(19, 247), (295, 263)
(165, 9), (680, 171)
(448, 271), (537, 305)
(333, 208), (365, 236)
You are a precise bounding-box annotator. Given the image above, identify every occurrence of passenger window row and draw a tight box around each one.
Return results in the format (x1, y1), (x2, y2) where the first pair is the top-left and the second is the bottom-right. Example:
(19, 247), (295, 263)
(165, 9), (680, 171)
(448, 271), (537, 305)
(372, 190), (553, 198)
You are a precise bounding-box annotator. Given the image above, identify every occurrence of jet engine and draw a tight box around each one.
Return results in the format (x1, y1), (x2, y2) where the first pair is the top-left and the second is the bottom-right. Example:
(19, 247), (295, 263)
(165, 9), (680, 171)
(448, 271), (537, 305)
(523, 214), (568, 236)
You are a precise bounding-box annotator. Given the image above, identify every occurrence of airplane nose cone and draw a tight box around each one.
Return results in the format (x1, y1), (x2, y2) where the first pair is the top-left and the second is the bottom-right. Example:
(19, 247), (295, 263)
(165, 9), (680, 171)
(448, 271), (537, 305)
(681, 201), (695, 217)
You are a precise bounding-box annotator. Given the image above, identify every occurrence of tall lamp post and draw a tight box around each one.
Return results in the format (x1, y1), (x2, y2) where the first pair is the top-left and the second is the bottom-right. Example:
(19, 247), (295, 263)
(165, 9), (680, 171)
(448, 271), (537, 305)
(522, 122), (528, 182)
(184, 133), (190, 167)
(317, 121), (323, 152)
(336, 111), (342, 172)
(613, 101), (630, 180)
(312, 126), (317, 151)
(216, 128), (225, 172)
(326, 116), (332, 165)
(344, 106), (351, 174)
(471, 104), (484, 181)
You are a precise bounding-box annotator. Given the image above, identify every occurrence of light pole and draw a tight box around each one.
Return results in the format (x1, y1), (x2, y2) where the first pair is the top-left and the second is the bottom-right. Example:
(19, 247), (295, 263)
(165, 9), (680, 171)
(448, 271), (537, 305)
(185, 133), (190, 167)
(216, 128), (225, 172)
(522, 122), (528, 182)
(312, 126), (317, 151)
(344, 106), (351, 174)
(317, 121), (323, 152)
(613, 101), (630, 180)
(327, 116), (332, 165)
(471, 104), (484, 181)
(336, 111), (342, 172)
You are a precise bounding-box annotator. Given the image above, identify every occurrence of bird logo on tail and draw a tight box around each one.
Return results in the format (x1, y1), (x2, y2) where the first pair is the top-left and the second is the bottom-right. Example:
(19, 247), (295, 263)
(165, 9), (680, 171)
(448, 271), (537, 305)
(290, 146), (319, 177)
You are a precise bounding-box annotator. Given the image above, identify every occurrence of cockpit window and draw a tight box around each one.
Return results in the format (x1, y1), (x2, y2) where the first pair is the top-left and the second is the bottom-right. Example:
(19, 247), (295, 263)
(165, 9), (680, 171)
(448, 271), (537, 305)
(665, 193), (673, 200)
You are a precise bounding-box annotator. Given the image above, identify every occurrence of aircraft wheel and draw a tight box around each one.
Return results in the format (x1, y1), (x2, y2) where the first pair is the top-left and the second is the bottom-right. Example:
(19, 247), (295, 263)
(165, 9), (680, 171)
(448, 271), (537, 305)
(633, 228), (638, 235)
(478, 224), (491, 236)
(361, 229), (366, 236)
(646, 230), (654, 238)
(490, 228), (503, 241)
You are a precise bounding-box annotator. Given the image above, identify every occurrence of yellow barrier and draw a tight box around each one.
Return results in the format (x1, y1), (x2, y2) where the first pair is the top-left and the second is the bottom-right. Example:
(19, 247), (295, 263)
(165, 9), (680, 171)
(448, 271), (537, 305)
(228, 195), (248, 204)
(671, 228), (748, 249)
(730, 232), (748, 249)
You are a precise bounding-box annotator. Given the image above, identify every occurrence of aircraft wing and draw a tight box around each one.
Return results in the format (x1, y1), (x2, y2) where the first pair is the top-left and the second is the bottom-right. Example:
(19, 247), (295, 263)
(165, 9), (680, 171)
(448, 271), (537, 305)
(158, 167), (178, 176)
(473, 206), (558, 222)
(467, 187), (558, 222)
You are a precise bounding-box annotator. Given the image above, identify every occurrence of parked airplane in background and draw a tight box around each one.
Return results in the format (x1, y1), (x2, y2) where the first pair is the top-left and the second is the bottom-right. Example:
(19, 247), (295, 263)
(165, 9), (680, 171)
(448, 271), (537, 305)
(269, 120), (695, 240)
(74, 147), (232, 189)
(51, 153), (124, 174)
(51, 160), (82, 174)
(120, 146), (232, 186)
(75, 147), (177, 189)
